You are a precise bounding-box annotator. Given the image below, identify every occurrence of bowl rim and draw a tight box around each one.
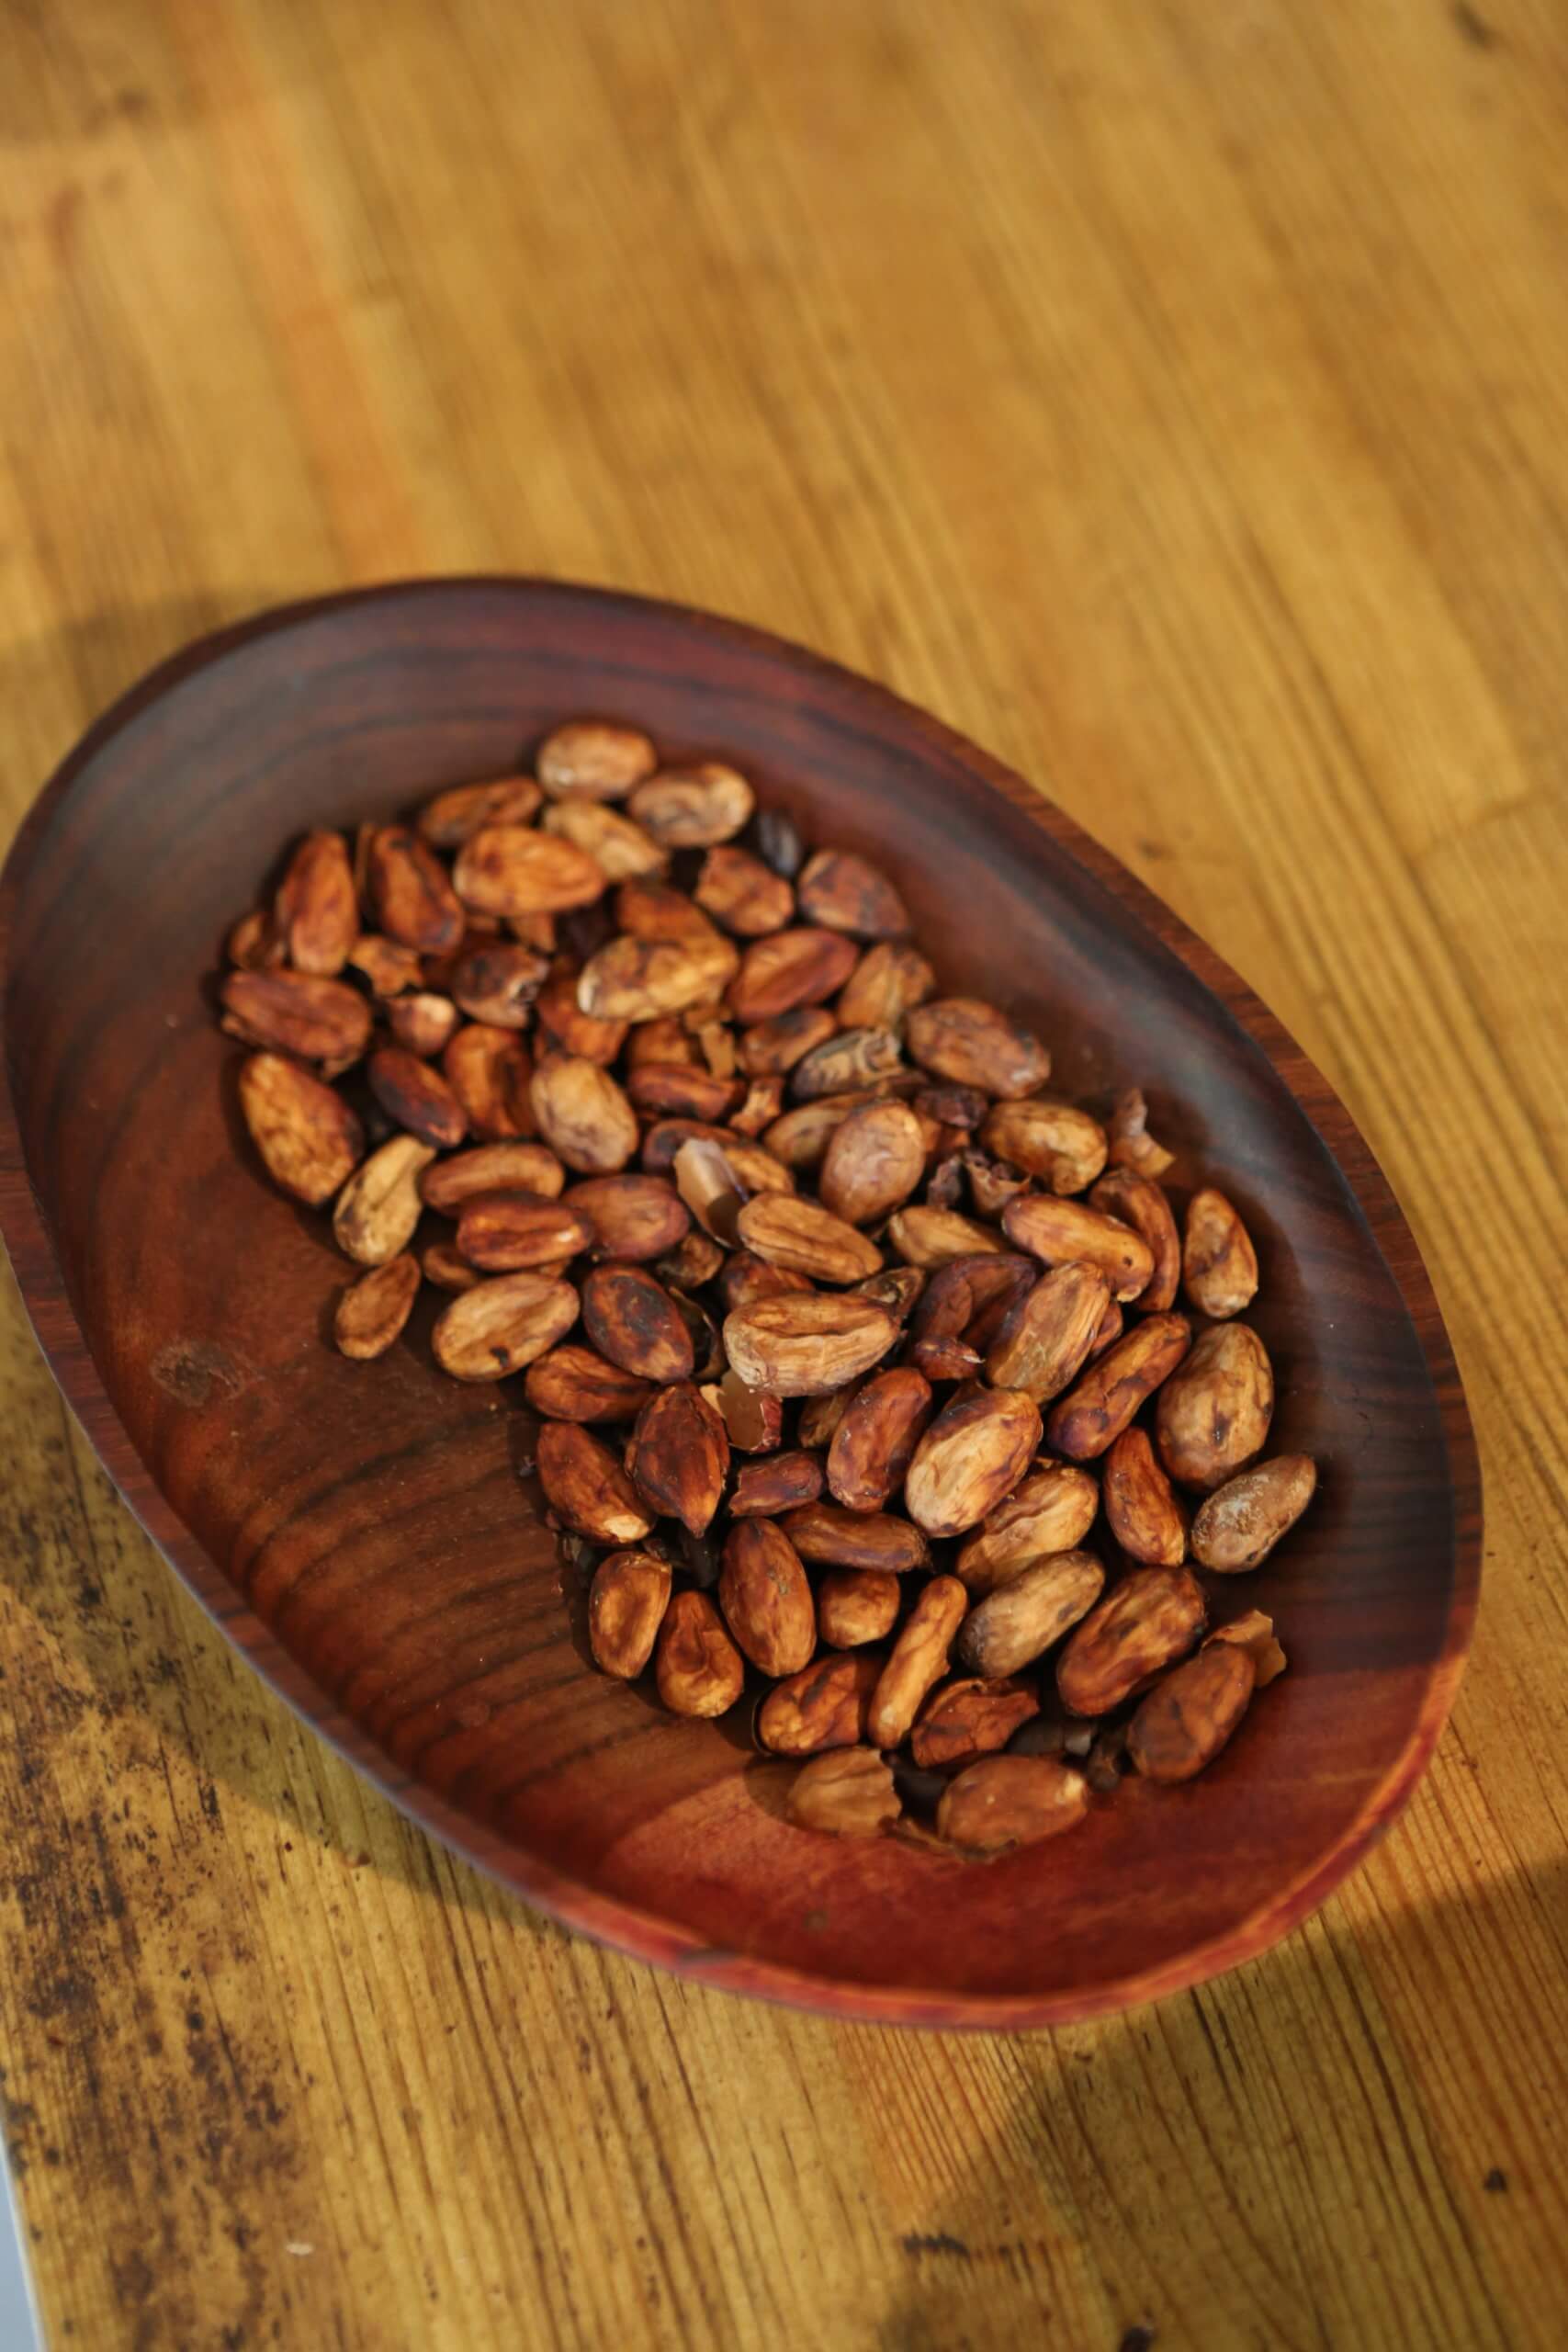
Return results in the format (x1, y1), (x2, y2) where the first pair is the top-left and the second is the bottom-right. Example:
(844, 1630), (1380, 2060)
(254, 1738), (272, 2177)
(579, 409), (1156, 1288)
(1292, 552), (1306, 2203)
(0, 576), (1482, 2030)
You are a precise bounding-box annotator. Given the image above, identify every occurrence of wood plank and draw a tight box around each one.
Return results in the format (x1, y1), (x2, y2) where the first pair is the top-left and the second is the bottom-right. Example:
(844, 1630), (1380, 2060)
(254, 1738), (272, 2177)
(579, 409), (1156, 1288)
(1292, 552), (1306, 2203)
(0, 0), (1562, 2342)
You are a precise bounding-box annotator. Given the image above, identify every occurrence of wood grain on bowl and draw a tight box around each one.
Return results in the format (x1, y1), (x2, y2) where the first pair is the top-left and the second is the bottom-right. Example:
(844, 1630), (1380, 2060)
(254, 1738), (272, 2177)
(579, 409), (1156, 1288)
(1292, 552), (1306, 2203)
(0, 580), (1479, 2028)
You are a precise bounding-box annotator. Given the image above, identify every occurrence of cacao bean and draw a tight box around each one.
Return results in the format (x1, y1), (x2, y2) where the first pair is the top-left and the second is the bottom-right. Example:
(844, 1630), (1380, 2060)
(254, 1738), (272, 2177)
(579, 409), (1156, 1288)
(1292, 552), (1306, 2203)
(628, 762), (755, 847)
(1056, 1566), (1207, 1716)
(333, 1134), (437, 1265)
(417, 775), (542, 846)
(906, 998), (1050, 1099)
(786, 1748), (900, 1837)
(817, 1567), (902, 1647)
(723, 1295), (897, 1397)
(719, 1520), (816, 1677)
(276, 830), (359, 973)
(955, 1464), (1100, 1595)
(837, 939), (935, 1031)
(421, 1142), (565, 1212)
(1045, 1312), (1192, 1460)
(1001, 1194), (1154, 1301)
(909, 1677), (1040, 1774)
(524, 1344), (655, 1423)
(867, 1575), (967, 1748)
(536, 719), (657, 801)
(903, 1385), (1042, 1538)
(780, 1500), (931, 1575)
(1190, 1454), (1316, 1570)
(431, 1271), (579, 1380)
(1183, 1188), (1260, 1319)
(728, 928), (860, 1023)
(694, 844), (795, 936)
(756, 1650), (882, 1754)
(1089, 1166), (1181, 1313)
(955, 1550), (1105, 1678)
(729, 1451), (825, 1518)
(239, 1052), (364, 1204)
(630, 1382), (729, 1535)
(985, 1261), (1110, 1402)
(827, 1367), (934, 1513)
(1127, 1642), (1256, 1783)
(334, 1252), (421, 1361)
(1102, 1427), (1188, 1566)
(588, 1549), (671, 1677)
(981, 1100), (1107, 1194)
(537, 1421), (655, 1544)
(936, 1756), (1089, 1855)
(655, 1589), (746, 1716)
(1155, 1323), (1273, 1492)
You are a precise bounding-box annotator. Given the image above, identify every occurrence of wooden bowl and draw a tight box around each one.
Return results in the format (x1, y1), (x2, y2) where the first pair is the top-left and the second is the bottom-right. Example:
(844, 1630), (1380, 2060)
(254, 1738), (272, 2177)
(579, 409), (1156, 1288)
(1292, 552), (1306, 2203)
(0, 581), (1479, 2029)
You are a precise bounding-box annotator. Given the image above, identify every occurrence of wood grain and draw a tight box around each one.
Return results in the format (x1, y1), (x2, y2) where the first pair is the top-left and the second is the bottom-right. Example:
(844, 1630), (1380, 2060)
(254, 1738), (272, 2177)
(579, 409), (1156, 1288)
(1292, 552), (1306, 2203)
(0, 0), (1562, 2346)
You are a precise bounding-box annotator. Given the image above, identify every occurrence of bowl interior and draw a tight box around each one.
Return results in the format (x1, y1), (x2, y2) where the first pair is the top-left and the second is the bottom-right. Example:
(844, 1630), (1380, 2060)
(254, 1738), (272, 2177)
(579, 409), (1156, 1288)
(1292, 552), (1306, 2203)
(0, 582), (1475, 2025)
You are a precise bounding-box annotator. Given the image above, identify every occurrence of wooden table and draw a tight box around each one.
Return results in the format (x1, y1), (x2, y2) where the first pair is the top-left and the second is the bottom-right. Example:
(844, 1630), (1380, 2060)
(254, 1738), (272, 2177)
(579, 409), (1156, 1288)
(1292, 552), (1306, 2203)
(2, 2), (1563, 2344)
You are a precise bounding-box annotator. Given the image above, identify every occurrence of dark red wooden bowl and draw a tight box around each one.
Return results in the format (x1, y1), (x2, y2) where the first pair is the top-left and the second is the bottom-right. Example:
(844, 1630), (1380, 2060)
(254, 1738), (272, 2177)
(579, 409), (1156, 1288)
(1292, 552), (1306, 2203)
(0, 581), (1479, 2028)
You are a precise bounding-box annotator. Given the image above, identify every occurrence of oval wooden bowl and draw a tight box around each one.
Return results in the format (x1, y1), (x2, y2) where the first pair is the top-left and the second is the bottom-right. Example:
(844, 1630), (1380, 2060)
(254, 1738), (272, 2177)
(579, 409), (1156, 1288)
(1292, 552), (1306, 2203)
(0, 581), (1479, 2029)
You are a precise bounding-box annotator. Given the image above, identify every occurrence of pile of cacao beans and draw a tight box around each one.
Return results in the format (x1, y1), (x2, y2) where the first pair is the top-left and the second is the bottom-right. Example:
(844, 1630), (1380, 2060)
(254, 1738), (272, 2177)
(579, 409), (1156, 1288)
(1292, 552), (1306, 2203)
(219, 718), (1317, 1858)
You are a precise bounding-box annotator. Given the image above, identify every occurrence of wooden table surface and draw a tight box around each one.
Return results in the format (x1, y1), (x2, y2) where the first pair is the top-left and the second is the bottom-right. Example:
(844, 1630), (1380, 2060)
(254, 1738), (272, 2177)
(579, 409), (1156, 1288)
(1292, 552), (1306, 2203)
(2, 2), (1564, 2345)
